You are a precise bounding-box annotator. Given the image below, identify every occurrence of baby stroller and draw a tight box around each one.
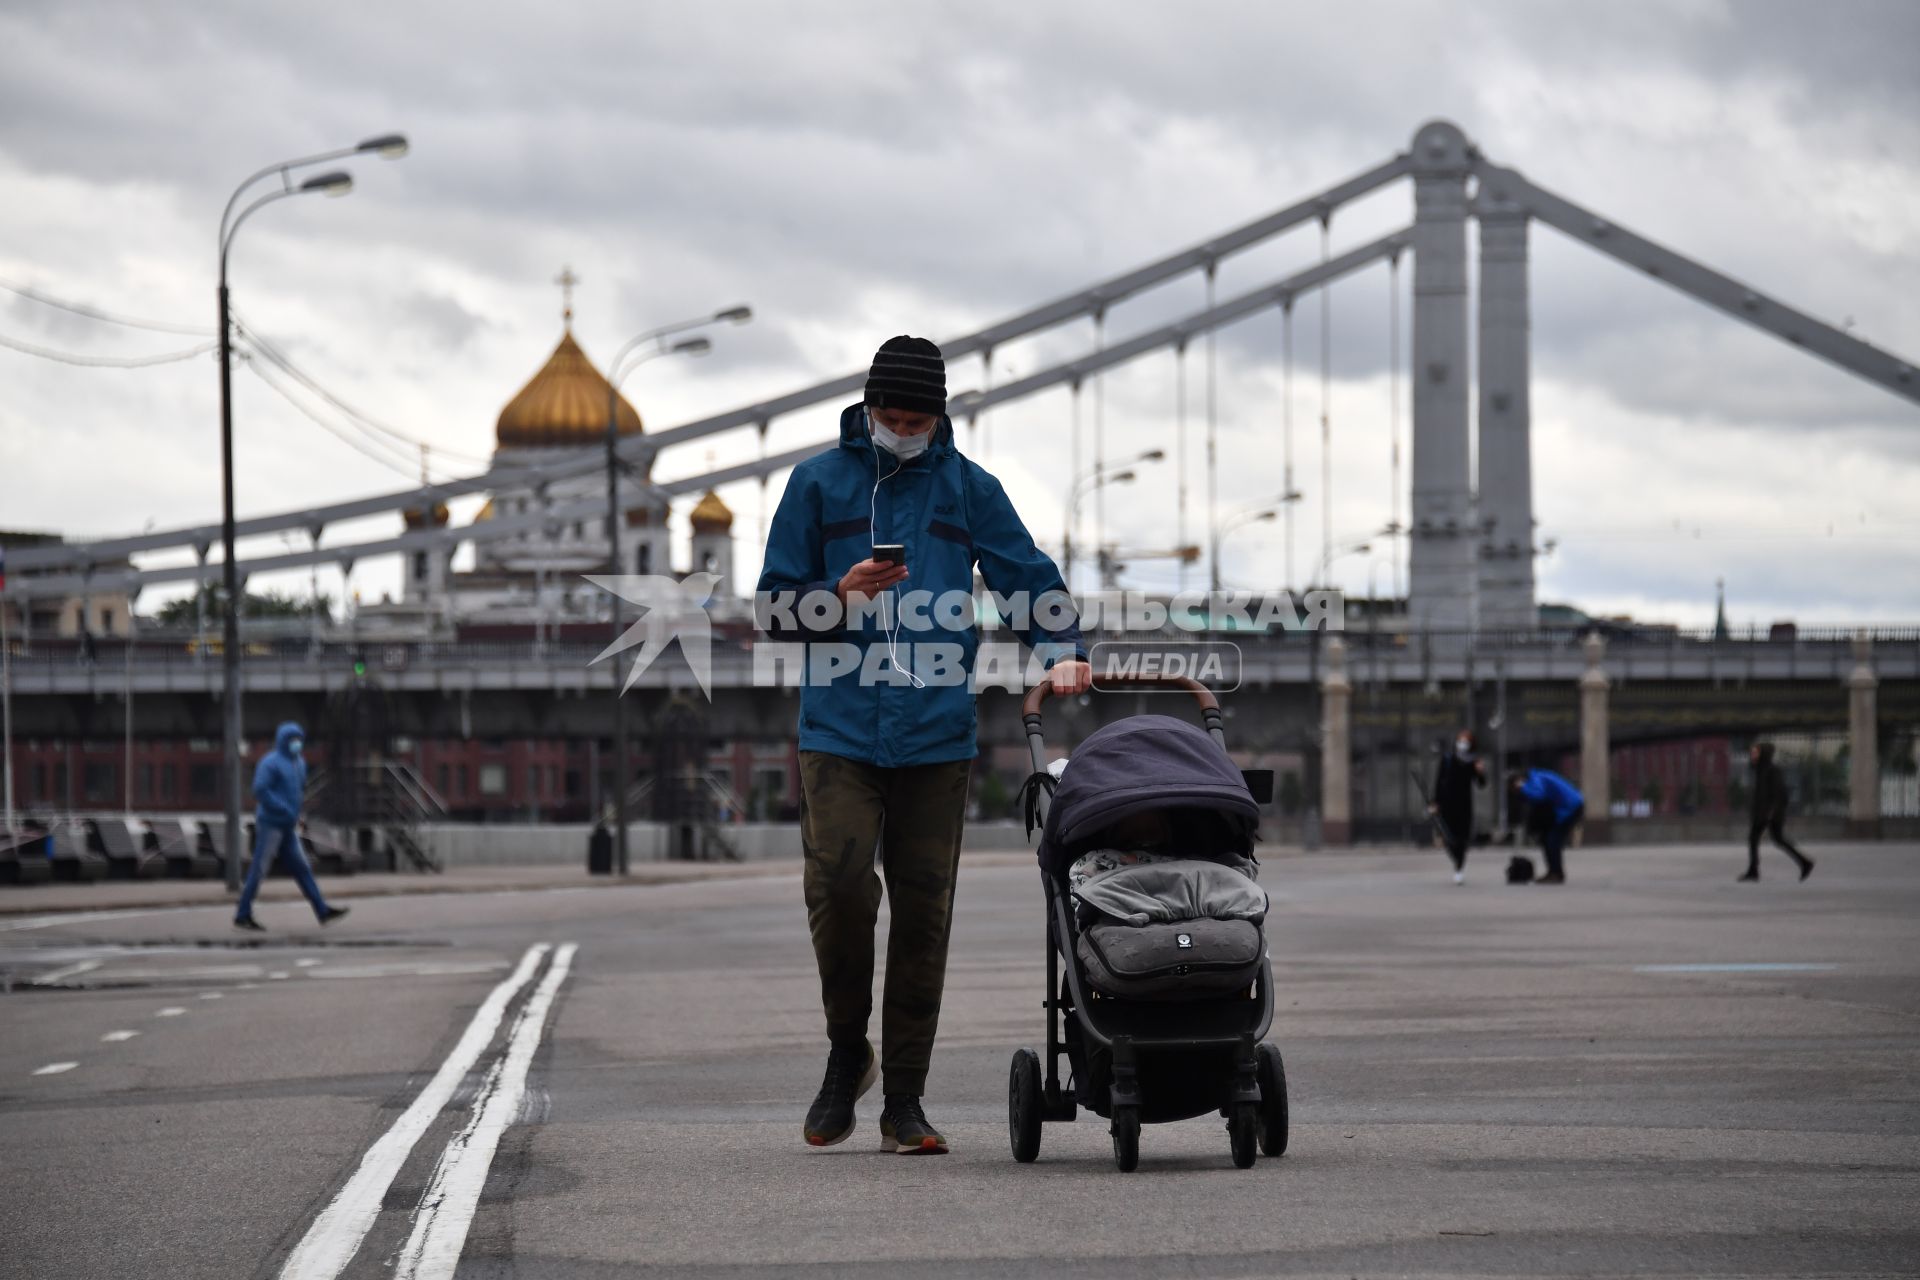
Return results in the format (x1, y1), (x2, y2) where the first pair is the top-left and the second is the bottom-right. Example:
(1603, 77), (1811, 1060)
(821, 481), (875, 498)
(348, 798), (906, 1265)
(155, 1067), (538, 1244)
(1009, 674), (1288, 1172)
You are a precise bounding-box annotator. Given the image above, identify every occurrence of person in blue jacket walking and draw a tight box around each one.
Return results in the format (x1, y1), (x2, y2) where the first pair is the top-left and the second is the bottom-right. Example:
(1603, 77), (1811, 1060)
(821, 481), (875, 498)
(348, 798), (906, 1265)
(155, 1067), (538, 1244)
(234, 721), (348, 931)
(759, 335), (1089, 1154)
(1508, 766), (1585, 885)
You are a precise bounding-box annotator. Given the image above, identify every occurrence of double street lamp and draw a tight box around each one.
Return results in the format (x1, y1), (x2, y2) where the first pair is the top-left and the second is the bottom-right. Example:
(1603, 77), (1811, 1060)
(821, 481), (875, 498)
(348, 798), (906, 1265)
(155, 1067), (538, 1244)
(604, 306), (751, 875)
(1065, 449), (1164, 593)
(217, 133), (408, 891)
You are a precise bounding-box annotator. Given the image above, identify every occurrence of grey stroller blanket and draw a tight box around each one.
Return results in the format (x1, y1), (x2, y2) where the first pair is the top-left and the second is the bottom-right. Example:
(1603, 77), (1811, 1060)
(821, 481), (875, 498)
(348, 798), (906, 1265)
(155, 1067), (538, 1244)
(1073, 858), (1268, 927)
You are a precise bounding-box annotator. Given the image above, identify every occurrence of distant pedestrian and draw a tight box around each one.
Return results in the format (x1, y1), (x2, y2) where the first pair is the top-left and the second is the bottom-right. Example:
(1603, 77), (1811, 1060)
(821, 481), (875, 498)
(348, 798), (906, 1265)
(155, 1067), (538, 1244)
(1507, 767), (1584, 885)
(1430, 728), (1487, 884)
(234, 721), (348, 931)
(1740, 742), (1813, 883)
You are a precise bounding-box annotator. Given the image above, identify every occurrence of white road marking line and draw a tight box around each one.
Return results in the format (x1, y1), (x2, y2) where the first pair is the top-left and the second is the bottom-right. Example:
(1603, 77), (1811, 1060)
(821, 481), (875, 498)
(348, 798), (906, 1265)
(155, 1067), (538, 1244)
(30, 958), (103, 986)
(295, 958), (321, 968)
(1635, 963), (1839, 973)
(394, 943), (578, 1280)
(33, 1062), (78, 1075)
(275, 943), (551, 1280)
(0, 908), (166, 933)
(269, 971), (291, 980)
(102, 1030), (141, 1042)
(155, 1007), (187, 1017)
(199, 992), (224, 1000)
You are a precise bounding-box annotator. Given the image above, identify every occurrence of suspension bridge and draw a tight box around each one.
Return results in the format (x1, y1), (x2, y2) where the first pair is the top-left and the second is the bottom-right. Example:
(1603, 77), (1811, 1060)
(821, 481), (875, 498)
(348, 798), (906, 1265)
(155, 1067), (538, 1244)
(7, 119), (1914, 625)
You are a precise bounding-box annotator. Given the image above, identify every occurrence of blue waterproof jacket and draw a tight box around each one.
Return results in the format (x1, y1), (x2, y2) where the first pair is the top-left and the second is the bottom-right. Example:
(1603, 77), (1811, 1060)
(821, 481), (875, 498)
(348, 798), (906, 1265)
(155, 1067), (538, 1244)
(252, 721), (308, 827)
(757, 404), (1084, 767)
(1517, 767), (1584, 825)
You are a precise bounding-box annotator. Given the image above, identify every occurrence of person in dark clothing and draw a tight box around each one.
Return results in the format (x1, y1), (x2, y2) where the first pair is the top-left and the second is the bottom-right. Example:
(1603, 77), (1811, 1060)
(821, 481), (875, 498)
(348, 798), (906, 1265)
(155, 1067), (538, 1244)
(759, 335), (1089, 1154)
(1430, 729), (1487, 884)
(1508, 767), (1584, 885)
(1742, 742), (1813, 882)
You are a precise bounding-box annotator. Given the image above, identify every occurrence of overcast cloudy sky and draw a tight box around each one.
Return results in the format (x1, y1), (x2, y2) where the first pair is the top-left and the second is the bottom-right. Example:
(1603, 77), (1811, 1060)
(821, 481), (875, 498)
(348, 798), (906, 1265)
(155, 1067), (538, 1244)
(2, 0), (1915, 626)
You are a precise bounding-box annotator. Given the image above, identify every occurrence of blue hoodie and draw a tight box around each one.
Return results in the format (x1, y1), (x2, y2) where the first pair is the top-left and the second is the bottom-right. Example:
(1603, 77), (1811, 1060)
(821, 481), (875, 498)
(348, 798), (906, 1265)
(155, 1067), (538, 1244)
(756, 404), (1084, 767)
(252, 721), (308, 827)
(1516, 767), (1584, 825)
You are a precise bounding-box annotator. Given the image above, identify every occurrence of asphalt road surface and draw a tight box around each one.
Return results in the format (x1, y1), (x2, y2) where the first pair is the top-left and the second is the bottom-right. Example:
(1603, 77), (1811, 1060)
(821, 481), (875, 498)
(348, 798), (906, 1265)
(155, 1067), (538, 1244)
(3, 841), (1917, 1279)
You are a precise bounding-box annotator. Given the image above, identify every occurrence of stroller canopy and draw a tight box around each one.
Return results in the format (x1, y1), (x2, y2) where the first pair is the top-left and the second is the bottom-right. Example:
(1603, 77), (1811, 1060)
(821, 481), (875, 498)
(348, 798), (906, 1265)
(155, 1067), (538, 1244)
(1037, 714), (1260, 879)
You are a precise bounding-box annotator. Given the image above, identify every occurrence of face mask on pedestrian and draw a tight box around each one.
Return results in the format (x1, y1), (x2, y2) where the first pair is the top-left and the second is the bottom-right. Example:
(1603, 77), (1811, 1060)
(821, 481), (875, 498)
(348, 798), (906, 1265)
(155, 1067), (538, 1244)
(1455, 738), (1472, 758)
(288, 738), (304, 758)
(868, 408), (931, 461)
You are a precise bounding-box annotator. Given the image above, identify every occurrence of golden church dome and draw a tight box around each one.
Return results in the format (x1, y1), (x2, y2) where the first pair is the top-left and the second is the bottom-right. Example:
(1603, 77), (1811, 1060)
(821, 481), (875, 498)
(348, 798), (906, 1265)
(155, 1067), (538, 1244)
(689, 488), (734, 533)
(496, 330), (642, 448)
(402, 501), (450, 529)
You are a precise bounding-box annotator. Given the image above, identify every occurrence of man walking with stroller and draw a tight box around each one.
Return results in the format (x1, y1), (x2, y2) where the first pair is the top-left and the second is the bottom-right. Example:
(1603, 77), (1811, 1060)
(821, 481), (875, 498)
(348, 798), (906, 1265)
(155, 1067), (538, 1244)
(1507, 767), (1584, 885)
(1740, 741), (1814, 882)
(759, 336), (1089, 1154)
(233, 722), (348, 931)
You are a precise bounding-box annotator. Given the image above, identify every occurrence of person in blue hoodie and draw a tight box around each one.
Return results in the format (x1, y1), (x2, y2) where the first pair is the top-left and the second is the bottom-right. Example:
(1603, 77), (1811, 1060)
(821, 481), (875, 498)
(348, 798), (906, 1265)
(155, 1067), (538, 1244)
(758, 335), (1089, 1155)
(234, 721), (348, 931)
(1507, 766), (1585, 885)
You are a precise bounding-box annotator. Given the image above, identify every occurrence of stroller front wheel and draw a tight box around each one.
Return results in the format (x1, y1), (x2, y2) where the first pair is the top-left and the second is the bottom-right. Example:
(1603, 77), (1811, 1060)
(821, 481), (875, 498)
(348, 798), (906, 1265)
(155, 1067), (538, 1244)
(1110, 1105), (1140, 1172)
(1008, 1048), (1043, 1163)
(1256, 1041), (1290, 1157)
(1228, 1100), (1259, 1168)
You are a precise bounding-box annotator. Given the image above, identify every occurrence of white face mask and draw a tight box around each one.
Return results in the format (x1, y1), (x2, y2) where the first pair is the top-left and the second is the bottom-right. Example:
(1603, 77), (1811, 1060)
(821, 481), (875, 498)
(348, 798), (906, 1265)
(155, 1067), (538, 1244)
(1455, 738), (1472, 757)
(288, 739), (304, 757)
(869, 410), (931, 461)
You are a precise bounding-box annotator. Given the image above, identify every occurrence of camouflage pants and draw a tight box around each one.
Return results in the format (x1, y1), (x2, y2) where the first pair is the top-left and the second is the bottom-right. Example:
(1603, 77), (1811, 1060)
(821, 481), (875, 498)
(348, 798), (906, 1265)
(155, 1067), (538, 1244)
(799, 751), (972, 1097)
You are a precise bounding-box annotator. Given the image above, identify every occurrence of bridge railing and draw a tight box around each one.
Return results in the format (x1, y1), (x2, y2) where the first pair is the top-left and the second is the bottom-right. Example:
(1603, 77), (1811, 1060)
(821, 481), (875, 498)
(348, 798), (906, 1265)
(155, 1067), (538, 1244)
(3, 626), (1917, 685)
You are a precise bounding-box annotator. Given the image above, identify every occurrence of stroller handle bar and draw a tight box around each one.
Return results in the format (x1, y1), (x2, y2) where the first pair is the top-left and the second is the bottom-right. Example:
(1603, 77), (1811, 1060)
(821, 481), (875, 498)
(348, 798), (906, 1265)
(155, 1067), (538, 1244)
(1021, 672), (1221, 720)
(1023, 675), (1228, 788)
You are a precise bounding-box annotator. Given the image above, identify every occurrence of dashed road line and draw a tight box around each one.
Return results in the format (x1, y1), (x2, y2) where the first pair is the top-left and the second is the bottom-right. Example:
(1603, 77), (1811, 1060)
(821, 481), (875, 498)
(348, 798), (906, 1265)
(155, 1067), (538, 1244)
(32, 1062), (78, 1076)
(101, 1030), (141, 1042)
(275, 943), (551, 1280)
(155, 1007), (187, 1017)
(394, 942), (578, 1280)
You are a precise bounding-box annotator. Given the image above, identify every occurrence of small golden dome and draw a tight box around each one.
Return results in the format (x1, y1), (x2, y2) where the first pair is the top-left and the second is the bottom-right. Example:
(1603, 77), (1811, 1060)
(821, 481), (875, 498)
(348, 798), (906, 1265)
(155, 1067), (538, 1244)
(496, 330), (642, 448)
(472, 499), (495, 523)
(403, 501), (450, 529)
(689, 489), (733, 533)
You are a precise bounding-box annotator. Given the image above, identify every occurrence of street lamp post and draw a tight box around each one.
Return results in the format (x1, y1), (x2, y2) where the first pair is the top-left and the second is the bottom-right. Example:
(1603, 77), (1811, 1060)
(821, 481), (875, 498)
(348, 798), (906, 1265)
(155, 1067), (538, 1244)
(603, 306), (747, 876)
(217, 134), (407, 892)
(1065, 448), (1163, 593)
(1212, 490), (1303, 592)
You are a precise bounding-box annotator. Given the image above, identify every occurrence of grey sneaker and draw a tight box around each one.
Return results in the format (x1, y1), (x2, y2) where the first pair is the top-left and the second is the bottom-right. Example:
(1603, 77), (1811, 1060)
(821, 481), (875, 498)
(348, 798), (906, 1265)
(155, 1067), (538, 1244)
(803, 1039), (877, 1147)
(878, 1095), (949, 1154)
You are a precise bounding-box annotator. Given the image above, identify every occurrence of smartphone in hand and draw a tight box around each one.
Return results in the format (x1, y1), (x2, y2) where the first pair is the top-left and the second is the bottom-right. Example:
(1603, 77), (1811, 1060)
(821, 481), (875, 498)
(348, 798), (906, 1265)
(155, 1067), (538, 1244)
(872, 544), (906, 567)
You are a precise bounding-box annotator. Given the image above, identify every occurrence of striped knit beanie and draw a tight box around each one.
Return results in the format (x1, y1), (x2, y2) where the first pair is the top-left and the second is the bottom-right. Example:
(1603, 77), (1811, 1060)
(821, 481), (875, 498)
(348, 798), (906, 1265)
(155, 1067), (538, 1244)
(864, 335), (947, 417)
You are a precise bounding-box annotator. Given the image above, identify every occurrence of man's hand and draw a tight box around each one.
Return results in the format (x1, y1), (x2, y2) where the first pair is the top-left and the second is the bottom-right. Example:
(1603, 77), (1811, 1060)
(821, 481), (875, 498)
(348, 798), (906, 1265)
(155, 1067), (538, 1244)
(1048, 659), (1092, 696)
(836, 558), (909, 602)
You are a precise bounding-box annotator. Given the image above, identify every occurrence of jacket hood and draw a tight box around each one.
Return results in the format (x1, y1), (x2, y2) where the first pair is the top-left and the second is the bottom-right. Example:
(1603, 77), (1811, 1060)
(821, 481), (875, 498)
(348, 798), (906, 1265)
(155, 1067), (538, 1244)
(275, 722), (306, 754)
(837, 402), (957, 462)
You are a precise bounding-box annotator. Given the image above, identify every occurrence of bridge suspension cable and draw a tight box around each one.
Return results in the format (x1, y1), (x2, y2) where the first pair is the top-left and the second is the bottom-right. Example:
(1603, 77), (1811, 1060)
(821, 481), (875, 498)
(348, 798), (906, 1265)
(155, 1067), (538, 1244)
(12, 233), (1416, 598)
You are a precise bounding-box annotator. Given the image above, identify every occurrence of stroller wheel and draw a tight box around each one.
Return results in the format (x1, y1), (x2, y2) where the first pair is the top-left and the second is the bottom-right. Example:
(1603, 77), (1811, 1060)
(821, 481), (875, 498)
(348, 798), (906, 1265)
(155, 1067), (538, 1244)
(1008, 1048), (1043, 1163)
(1110, 1105), (1140, 1173)
(1256, 1041), (1290, 1157)
(1228, 1100), (1259, 1169)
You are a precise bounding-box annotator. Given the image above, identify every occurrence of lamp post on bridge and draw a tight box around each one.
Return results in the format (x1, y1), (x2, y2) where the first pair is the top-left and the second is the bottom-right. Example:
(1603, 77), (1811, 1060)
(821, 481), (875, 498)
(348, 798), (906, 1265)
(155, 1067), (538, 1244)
(1212, 491), (1302, 592)
(216, 133), (407, 892)
(604, 305), (750, 876)
(1066, 449), (1163, 594)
